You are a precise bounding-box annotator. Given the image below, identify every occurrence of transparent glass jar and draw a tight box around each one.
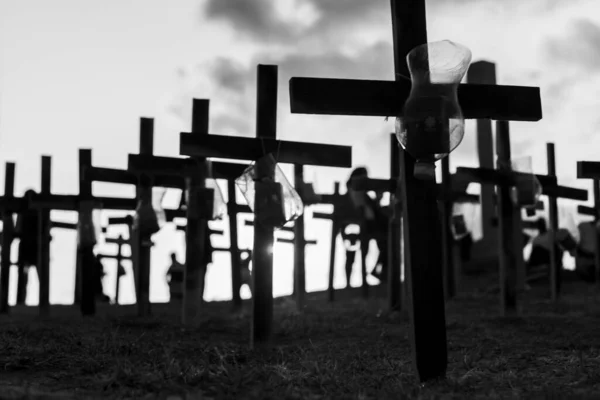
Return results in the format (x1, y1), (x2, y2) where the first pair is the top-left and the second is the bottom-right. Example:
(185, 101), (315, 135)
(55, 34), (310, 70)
(396, 40), (472, 180)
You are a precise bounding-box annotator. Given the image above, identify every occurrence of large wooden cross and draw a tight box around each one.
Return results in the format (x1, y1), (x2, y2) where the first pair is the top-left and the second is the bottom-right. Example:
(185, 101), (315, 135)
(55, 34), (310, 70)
(288, 0), (542, 382)
(180, 64), (352, 347)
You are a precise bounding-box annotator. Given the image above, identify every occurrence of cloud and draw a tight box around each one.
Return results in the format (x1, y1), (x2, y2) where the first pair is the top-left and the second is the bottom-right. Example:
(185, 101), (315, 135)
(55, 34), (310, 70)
(203, 0), (294, 42)
(544, 18), (600, 73)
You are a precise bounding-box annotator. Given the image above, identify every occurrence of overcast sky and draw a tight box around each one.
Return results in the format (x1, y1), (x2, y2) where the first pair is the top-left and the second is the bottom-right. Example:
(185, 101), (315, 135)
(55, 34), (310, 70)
(1, 0), (599, 305)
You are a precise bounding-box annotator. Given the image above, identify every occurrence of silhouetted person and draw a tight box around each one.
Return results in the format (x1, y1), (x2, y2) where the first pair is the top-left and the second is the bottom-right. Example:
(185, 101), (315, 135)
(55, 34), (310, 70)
(166, 252), (184, 302)
(94, 255), (110, 302)
(568, 221), (598, 283)
(240, 249), (253, 297)
(15, 189), (39, 304)
(527, 218), (563, 275)
(345, 167), (389, 284)
(340, 224), (360, 288)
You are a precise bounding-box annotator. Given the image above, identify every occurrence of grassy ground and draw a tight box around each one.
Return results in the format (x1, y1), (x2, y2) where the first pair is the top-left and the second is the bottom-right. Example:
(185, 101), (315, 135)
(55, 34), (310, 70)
(1, 275), (600, 399)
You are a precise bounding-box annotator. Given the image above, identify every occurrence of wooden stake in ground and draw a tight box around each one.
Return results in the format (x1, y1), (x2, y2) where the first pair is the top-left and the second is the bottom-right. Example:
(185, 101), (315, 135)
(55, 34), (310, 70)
(288, 0), (542, 382)
(180, 65), (352, 347)
(0, 162), (16, 314)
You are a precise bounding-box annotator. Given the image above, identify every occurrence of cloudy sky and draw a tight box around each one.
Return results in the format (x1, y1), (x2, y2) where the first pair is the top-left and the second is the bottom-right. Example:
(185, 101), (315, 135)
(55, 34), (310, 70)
(1, 0), (599, 305)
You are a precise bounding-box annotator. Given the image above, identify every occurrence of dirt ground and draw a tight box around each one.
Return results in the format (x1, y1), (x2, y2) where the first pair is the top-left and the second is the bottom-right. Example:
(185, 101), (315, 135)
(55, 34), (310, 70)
(1, 274), (600, 399)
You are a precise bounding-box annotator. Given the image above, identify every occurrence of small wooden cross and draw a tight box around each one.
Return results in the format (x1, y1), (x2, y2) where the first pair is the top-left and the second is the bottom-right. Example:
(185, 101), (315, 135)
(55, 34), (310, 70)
(99, 235), (130, 305)
(576, 161), (600, 286)
(456, 129), (565, 315)
(288, 0), (542, 382)
(180, 64), (352, 346)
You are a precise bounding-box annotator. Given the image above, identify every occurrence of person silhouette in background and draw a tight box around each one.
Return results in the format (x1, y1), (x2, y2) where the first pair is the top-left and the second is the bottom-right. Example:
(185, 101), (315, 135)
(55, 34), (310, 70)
(239, 249), (253, 297)
(14, 189), (39, 304)
(166, 252), (185, 302)
(93, 255), (111, 303)
(526, 218), (563, 277)
(340, 224), (360, 288)
(345, 167), (389, 284)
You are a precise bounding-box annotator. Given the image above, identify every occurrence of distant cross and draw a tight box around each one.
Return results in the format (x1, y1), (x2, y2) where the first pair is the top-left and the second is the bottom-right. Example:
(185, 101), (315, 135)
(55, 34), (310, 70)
(99, 235), (131, 305)
(458, 139), (586, 306)
(179, 65), (352, 347)
(288, 0), (542, 382)
(576, 161), (600, 287)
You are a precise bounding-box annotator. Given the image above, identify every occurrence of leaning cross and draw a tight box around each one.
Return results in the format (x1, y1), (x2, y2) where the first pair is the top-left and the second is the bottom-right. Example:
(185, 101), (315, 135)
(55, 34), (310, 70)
(180, 64), (352, 347)
(288, 0), (542, 382)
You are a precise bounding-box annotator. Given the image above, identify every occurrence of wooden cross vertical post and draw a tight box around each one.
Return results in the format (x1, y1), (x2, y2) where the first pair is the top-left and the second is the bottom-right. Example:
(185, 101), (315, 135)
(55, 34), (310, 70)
(0, 162), (15, 314)
(546, 143), (559, 300)
(466, 61), (497, 265)
(253, 65), (278, 343)
(136, 118), (154, 317)
(38, 156), (52, 316)
(184, 99), (209, 325)
(293, 164), (306, 309)
(495, 121), (521, 314)
(228, 179), (242, 309)
(114, 235), (126, 305)
(440, 154), (454, 299)
(79, 149), (97, 316)
(389, 134), (402, 310)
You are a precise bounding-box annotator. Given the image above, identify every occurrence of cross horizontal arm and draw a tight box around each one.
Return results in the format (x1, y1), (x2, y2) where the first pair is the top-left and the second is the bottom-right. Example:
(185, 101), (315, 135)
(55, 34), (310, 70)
(86, 166), (184, 189)
(50, 221), (77, 230)
(349, 177), (479, 203)
(105, 236), (128, 244)
(312, 211), (334, 220)
(127, 154), (248, 180)
(289, 78), (542, 121)
(577, 161), (600, 179)
(0, 197), (28, 212)
(174, 224), (224, 236)
(543, 185), (588, 201)
(29, 194), (138, 211)
(107, 216), (133, 226)
(179, 133), (352, 168)
(456, 167), (557, 188)
(492, 217), (540, 230)
(578, 205), (596, 217)
(277, 237), (318, 245)
(243, 219), (295, 233)
(98, 253), (132, 261)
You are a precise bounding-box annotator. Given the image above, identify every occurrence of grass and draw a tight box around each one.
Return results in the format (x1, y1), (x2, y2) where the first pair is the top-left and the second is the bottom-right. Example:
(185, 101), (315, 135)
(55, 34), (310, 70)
(1, 276), (600, 399)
